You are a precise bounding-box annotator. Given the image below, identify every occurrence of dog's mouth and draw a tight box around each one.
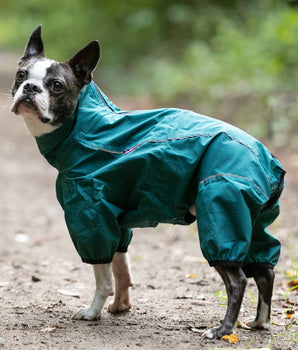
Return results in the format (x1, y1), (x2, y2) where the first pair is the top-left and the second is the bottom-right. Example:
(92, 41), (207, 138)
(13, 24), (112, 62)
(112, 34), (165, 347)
(11, 96), (51, 124)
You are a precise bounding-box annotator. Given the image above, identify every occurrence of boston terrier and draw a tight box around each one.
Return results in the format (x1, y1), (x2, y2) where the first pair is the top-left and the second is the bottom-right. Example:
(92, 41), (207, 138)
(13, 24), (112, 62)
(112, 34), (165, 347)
(11, 26), (285, 339)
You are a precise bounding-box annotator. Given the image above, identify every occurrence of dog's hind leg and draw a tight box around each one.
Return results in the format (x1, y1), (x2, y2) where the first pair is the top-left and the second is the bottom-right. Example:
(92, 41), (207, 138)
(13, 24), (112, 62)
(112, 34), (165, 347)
(72, 263), (114, 320)
(245, 267), (274, 330)
(108, 252), (133, 313)
(205, 266), (247, 339)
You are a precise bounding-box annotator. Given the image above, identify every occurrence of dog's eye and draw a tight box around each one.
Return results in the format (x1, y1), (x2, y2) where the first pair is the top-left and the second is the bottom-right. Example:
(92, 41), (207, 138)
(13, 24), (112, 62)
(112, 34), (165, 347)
(16, 71), (26, 82)
(52, 81), (63, 93)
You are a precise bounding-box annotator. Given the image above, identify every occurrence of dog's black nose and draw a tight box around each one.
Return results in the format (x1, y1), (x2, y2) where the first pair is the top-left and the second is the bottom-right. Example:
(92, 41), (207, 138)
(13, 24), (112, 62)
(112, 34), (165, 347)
(23, 83), (42, 94)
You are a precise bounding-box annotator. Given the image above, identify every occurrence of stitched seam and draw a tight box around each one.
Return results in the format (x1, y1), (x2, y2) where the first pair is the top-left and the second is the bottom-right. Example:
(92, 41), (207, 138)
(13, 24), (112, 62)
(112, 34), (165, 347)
(81, 130), (259, 156)
(224, 131), (259, 158)
(80, 141), (124, 154)
(199, 173), (269, 200)
(125, 134), (214, 154)
(81, 133), (214, 155)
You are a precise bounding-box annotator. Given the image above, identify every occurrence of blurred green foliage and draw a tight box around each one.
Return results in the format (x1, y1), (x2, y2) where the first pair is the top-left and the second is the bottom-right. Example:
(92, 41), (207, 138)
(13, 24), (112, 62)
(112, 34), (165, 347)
(0, 0), (297, 142)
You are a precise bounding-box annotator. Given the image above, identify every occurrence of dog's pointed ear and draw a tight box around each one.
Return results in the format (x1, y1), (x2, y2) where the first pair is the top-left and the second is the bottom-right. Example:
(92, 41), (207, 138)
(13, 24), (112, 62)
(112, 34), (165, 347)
(67, 41), (100, 86)
(19, 25), (45, 64)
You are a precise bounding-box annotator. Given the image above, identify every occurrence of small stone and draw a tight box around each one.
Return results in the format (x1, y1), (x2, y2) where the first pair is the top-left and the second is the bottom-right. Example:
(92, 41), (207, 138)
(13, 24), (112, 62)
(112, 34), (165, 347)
(32, 275), (41, 282)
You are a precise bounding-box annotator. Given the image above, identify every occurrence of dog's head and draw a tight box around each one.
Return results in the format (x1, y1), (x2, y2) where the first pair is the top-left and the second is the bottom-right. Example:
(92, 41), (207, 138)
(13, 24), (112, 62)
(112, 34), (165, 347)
(11, 25), (100, 136)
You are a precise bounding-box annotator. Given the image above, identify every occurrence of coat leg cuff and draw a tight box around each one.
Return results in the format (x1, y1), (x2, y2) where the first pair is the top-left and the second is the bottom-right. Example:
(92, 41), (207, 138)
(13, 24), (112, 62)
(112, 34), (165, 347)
(208, 260), (242, 268)
(81, 257), (113, 264)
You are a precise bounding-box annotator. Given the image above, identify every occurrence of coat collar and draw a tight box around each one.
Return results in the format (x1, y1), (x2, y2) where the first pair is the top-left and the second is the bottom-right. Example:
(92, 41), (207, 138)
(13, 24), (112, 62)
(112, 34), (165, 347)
(35, 82), (120, 158)
(35, 111), (76, 157)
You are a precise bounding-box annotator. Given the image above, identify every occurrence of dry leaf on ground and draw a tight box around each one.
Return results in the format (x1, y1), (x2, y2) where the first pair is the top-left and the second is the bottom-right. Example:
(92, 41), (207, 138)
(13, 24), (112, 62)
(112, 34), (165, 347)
(221, 333), (239, 343)
(57, 289), (80, 298)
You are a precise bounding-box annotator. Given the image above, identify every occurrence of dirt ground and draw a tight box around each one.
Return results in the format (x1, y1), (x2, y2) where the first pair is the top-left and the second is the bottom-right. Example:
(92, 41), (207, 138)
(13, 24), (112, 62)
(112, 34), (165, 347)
(0, 55), (298, 349)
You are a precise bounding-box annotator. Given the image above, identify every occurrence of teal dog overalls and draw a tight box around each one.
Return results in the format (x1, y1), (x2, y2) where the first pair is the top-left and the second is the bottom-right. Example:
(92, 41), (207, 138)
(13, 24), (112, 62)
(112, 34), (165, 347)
(36, 82), (285, 271)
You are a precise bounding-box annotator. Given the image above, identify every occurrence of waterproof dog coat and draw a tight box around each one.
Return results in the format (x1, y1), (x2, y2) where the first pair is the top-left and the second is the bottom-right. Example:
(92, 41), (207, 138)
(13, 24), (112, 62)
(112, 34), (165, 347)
(36, 82), (285, 270)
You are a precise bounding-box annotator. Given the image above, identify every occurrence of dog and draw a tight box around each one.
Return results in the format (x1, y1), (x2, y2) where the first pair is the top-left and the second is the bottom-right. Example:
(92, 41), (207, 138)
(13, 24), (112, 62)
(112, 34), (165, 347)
(11, 26), (285, 339)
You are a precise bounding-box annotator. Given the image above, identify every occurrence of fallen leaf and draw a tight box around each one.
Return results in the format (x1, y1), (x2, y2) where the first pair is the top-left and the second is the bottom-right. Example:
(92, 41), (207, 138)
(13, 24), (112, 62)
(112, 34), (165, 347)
(287, 280), (298, 289)
(286, 308), (295, 315)
(284, 299), (298, 306)
(41, 327), (56, 333)
(57, 289), (80, 298)
(221, 333), (239, 344)
(41, 325), (62, 333)
(189, 327), (203, 333)
(186, 274), (197, 279)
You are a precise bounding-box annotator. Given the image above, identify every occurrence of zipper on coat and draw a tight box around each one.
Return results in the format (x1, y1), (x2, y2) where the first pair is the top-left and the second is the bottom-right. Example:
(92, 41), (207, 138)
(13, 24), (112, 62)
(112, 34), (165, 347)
(94, 84), (115, 112)
(94, 84), (128, 115)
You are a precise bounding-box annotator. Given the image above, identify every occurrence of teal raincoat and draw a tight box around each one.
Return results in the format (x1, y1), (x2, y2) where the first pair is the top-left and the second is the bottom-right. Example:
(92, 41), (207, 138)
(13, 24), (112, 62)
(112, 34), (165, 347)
(36, 82), (285, 270)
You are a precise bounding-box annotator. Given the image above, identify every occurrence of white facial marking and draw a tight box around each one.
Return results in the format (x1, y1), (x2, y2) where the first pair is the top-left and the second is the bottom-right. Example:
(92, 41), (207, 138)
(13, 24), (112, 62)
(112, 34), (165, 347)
(21, 113), (59, 137)
(12, 59), (59, 137)
(29, 59), (54, 81)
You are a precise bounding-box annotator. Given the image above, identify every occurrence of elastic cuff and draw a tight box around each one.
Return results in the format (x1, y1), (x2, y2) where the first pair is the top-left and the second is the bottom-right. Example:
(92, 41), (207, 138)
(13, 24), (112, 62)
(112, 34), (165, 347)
(184, 211), (196, 224)
(116, 246), (128, 253)
(208, 260), (242, 268)
(81, 247), (129, 264)
(81, 257), (113, 264)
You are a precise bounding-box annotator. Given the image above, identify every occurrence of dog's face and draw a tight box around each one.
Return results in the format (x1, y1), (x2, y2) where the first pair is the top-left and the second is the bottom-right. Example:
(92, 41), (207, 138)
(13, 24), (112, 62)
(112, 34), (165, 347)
(11, 26), (100, 136)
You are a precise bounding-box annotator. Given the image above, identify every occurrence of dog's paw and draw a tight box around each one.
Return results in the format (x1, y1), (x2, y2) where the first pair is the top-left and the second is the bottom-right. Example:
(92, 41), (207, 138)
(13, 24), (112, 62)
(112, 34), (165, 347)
(204, 327), (219, 339)
(107, 286), (132, 314)
(107, 301), (132, 313)
(204, 326), (235, 339)
(245, 318), (270, 330)
(72, 307), (101, 321)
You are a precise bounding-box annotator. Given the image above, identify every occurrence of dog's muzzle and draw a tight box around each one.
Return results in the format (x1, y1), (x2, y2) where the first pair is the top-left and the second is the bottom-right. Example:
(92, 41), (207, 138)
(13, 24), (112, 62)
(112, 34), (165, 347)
(11, 93), (51, 124)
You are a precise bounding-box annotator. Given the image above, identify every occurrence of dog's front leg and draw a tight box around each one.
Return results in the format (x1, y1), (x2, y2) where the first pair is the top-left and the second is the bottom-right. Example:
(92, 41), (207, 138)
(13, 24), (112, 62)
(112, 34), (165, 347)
(108, 252), (133, 313)
(72, 264), (114, 320)
(205, 266), (247, 339)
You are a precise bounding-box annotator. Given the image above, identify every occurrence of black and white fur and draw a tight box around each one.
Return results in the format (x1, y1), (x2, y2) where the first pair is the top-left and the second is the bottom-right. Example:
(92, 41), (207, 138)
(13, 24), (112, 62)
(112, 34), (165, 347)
(11, 26), (274, 339)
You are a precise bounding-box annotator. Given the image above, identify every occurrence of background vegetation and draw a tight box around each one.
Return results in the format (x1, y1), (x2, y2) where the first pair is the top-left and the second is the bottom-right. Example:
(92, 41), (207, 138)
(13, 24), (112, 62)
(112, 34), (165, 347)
(0, 0), (297, 143)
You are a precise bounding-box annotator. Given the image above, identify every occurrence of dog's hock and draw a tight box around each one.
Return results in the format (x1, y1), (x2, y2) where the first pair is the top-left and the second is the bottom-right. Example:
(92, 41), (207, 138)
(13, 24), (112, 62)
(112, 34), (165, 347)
(108, 252), (133, 313)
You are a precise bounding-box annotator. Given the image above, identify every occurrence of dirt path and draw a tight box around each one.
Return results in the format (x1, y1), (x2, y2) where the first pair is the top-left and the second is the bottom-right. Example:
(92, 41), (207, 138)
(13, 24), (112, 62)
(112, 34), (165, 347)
(0, 63), (298, 349)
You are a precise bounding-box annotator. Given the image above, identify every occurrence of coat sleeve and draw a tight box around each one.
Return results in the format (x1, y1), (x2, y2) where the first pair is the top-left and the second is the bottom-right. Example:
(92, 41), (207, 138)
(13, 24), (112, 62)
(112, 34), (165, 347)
(56, 175), (132, 264)
(196, 173), (268, 266)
